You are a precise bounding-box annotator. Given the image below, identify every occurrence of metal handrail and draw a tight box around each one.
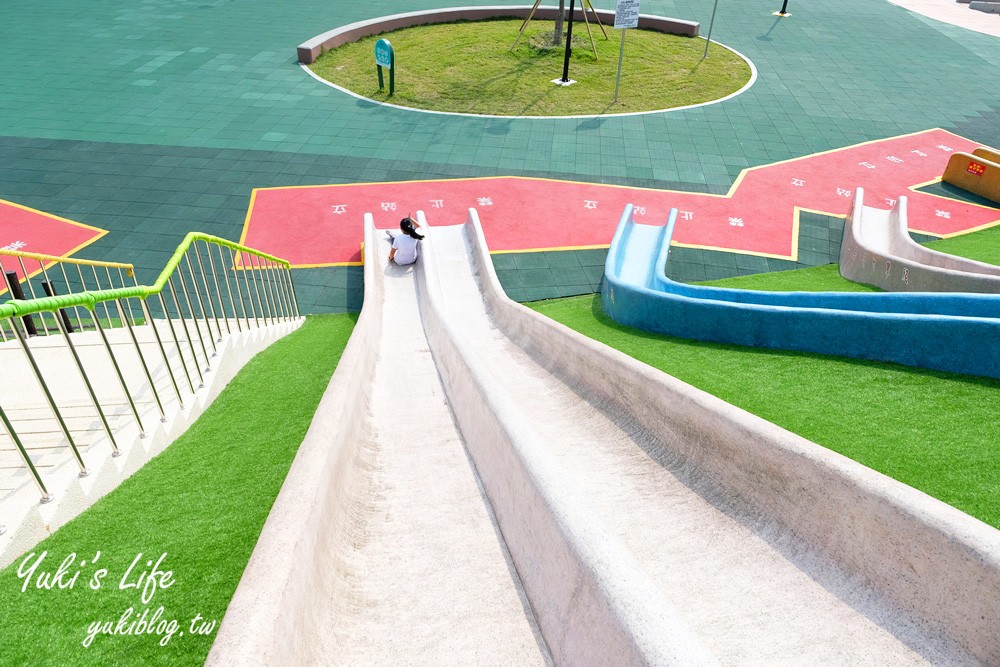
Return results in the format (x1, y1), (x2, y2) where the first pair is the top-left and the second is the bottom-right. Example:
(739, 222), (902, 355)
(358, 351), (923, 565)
(0, 248), (135, 275)
(0, 249), (137, 340)
(1, 233), (288, 316)
(0, 232), (300, 504)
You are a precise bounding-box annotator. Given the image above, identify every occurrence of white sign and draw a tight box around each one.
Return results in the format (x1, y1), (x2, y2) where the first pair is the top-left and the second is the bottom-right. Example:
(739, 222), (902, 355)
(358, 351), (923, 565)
(615, 0), (640, 29)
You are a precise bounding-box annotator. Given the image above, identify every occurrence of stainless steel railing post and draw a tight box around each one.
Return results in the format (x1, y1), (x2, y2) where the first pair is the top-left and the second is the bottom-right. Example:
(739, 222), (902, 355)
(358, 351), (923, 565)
(115, 267), (137, 325)
(91, 265), (113, 326)
(240, 251), (261, 328)
(193, 243), (223, 343)
(117, 299), (166, 423)
(287, 264), (301, 317)
(0, 403), (51, 503)
(167, 277), (206, 387)
(175, 263), (212, 368)
(261, 258), (282, 323)
(205, 242), (233, 335)
(142, 297), (185, 409)
(54, 314), (121, 456)
(60, 263), (85, 331)
(17, 257), (51, 336)
(182, 255), (217, 356)
(11, 321), (88, 476)
(229, 248), (252, 331)
(91, 311), (146, 439)
(271, 263), (289, 323)
(159, 291), (196, 394)
(215, 244), (240, 334)
(271, 261), (291, 322)
(250, 254), (273, 325)
(38, 260), (66, 333)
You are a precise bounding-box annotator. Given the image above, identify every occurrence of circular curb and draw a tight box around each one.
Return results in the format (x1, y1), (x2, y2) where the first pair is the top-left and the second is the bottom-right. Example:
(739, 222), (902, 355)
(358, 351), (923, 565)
(299, 6), (757, 120)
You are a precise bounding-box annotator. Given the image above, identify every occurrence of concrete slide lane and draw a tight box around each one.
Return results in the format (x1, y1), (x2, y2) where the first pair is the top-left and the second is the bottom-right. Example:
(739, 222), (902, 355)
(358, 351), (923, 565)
(210, 209), (1000, 665)
(423, 221), (978, 665)
(308, 231), (546, 663)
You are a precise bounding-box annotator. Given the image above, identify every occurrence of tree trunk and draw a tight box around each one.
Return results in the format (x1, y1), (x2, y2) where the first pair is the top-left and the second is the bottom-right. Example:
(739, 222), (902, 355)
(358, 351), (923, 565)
(553, 0), (566, 46)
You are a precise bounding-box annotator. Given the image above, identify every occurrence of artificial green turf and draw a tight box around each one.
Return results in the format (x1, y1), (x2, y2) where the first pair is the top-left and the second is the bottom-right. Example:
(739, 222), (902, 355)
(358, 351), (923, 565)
(0, 313), (356, 666)
(697, 263), (879, 292)
(696, 221), (1000, 292)
(925, 223), (1000, 266)
(309, 19), (751, 116)
(528, 294), (1000, 530)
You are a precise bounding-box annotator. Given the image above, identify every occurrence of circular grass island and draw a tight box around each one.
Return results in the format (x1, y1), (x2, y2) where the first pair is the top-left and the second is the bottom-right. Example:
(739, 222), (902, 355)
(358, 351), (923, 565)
(308, 18), (753, 117)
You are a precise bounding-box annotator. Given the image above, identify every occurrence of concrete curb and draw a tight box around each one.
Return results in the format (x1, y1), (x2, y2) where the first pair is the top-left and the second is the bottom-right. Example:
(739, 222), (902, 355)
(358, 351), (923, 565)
(297, 5), (699, 64)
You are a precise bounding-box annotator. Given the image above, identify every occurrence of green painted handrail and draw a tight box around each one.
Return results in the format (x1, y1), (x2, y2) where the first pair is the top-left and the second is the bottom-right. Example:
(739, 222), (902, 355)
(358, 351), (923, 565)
(1, 232), (289, 319)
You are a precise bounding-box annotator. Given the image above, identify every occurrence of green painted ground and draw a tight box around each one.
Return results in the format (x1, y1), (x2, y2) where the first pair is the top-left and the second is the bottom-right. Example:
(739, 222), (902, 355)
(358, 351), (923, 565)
(1, 0), (998, 310)
(0, 314), (356, 666)
(529, 294), (1000, 530)
(310, 20), (750, 116)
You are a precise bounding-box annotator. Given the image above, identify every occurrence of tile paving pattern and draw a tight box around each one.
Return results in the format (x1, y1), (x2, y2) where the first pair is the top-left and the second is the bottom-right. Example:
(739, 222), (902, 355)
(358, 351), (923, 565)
(0, 0), (998, 311)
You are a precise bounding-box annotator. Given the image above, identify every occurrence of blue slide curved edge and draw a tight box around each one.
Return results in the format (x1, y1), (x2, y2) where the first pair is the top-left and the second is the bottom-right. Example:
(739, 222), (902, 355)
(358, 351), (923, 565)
(601, 205), (1000, 379)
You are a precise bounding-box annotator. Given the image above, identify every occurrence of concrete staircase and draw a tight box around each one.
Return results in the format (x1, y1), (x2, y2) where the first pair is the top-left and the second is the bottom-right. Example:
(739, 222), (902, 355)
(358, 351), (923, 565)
(0, 316), (302, 567)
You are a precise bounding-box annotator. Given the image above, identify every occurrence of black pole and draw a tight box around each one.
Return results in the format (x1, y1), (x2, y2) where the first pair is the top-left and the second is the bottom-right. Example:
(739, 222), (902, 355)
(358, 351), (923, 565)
(560, 0), (577, 83)
(42, 280), (73, 333)
(779, 0), (789, 14)
(4, 271), (37, 336)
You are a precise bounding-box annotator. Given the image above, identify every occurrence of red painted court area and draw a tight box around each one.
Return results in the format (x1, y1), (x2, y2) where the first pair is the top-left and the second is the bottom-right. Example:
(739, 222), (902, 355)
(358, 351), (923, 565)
(243, 128), (1000, 266)
(0, 199), (106, 284)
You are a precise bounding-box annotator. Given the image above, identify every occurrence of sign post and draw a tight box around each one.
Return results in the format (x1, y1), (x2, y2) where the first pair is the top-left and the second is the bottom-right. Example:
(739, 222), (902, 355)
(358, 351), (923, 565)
(613, 0), (640, 103)
(375, 38), (394, 96)
(702, 0), (720, 59)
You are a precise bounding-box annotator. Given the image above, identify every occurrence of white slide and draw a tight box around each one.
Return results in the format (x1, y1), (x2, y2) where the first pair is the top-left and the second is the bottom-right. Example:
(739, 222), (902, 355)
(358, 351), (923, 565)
(209, 209), (1000, 665)
(841, 187), (1000, 292)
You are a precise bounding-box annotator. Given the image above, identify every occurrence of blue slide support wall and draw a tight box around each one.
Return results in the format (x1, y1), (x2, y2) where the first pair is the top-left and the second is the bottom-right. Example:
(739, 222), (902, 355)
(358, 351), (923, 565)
(601, 206), (1000, 379)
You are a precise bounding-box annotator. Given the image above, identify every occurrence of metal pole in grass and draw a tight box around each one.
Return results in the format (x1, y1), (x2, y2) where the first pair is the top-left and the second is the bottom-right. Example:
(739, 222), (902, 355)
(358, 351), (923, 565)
(560, 0), (577, 83)
(703, 0), (721, 60)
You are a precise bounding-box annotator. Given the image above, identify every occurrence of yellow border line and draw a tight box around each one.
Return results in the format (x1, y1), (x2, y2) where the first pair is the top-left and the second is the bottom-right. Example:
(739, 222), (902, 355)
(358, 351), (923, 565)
(1, 198), (107, 235)
(0, 199), (109, 297)
(904, 175), (1000, 238)
(239, 128), (998, 266)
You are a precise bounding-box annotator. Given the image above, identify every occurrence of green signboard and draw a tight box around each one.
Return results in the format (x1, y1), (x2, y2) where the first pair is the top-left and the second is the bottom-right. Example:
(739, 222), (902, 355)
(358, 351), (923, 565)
(375, 38), (394, 95)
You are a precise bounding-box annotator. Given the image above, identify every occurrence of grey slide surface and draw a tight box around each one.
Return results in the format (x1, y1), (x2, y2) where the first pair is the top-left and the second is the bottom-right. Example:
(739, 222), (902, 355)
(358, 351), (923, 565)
(208, 209), (1000, 665)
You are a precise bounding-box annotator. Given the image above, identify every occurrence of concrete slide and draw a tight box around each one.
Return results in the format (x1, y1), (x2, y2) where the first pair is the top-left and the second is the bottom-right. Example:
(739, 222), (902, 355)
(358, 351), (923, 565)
(209, 209), (1000, 665)
(840, 188), (1000, 293)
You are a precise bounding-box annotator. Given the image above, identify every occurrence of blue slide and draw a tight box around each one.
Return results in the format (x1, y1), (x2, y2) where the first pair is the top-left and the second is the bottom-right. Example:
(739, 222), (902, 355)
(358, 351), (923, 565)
(601, 205), (1000, 379)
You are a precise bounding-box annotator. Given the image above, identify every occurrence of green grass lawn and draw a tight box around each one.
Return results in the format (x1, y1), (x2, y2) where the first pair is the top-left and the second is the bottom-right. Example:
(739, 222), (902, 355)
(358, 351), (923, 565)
(309, 19), (751, 116)
(697, 263), (879, 291)
(529, 294), (1000, 529)
(925, 223), (1000, 266)
(696, 219), (1000, 291)
(534, 223), (1000, 527)
(0, 313), (356, 666)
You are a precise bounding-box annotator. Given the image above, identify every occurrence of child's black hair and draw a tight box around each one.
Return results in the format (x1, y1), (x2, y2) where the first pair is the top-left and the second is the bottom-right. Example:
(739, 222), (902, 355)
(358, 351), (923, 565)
(400, 217), (425, 240)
